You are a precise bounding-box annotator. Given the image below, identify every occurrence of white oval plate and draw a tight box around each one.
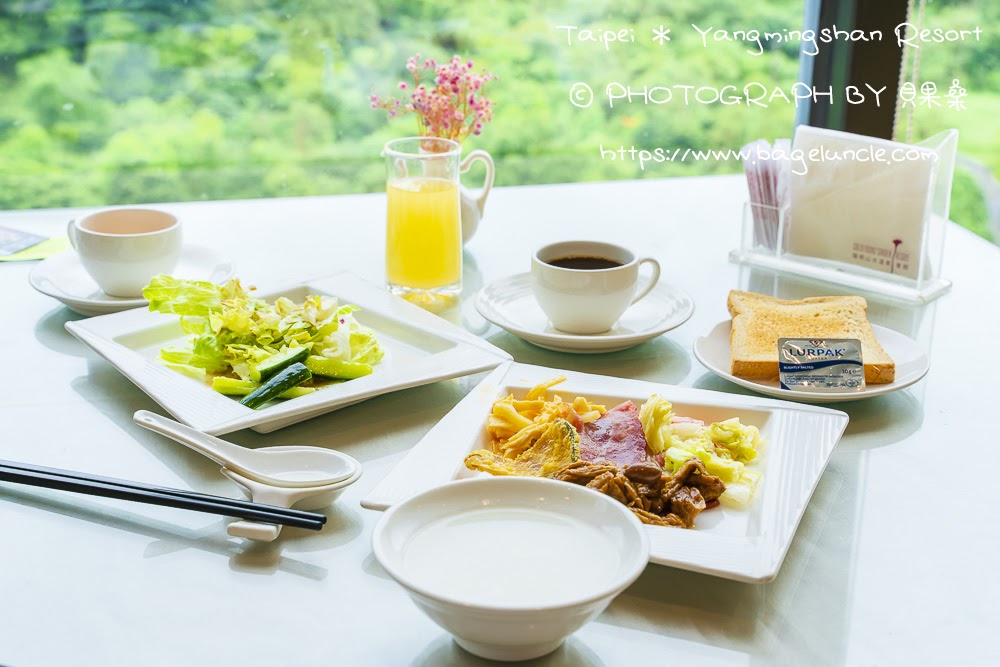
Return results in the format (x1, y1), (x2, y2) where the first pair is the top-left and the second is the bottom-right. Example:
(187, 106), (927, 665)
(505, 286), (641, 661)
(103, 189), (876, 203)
(475, 273), (695, 354)
(693, 320), (930, 403)
(29, 245), (234, 316)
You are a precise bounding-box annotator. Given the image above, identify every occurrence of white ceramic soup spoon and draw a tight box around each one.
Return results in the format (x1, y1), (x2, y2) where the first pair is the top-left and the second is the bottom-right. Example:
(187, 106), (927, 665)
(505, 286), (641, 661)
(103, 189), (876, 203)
(133, 410), (357, 488)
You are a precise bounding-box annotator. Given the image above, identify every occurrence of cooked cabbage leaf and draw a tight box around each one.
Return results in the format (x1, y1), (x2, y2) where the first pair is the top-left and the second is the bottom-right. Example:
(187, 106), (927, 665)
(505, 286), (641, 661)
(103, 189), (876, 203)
(639, 394), (765, 508)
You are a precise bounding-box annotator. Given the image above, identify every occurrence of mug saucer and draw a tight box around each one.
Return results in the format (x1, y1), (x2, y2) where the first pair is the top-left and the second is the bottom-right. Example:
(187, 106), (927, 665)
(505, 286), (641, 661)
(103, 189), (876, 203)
(29, 244), (235, 317)
(475, 273), (695, 354)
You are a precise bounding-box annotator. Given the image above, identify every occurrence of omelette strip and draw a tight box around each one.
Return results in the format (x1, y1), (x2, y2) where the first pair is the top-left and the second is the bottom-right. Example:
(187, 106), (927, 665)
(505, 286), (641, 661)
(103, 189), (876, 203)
(465, 419), (580, 478)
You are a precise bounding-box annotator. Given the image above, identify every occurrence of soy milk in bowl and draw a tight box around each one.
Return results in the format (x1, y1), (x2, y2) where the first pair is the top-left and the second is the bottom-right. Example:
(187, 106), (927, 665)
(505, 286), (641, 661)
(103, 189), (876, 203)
(372, 477), (649, 662)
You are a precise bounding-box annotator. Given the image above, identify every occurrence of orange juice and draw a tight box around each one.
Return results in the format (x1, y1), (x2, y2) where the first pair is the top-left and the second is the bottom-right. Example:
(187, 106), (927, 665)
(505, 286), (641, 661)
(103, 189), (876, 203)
(386, 176), (462, 290)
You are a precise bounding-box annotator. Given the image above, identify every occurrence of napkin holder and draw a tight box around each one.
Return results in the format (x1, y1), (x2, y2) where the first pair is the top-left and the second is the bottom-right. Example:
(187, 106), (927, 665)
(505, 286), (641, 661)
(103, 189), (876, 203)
(730, 127), (958, 304)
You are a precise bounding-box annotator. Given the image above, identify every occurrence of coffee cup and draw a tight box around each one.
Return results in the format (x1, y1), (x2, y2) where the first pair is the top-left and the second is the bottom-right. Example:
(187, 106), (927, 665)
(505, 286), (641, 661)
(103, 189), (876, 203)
(67, 208), (181, 297)
(531, 241), (661, 334)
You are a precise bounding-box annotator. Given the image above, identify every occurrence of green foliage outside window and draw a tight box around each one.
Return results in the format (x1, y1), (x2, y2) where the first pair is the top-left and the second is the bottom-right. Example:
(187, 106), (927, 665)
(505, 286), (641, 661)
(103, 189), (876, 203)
(0, 0), (995, 242)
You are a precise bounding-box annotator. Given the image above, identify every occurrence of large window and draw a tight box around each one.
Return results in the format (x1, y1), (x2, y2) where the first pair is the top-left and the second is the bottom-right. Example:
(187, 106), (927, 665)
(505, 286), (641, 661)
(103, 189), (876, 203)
(0, 1), (994, 242)
(896, 0), (998, 242)
(0, 1), (802, 203)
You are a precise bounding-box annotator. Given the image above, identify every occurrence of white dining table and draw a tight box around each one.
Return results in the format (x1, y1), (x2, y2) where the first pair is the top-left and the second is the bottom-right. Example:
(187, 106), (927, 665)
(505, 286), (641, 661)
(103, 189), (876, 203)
(1, 175), (998, 666)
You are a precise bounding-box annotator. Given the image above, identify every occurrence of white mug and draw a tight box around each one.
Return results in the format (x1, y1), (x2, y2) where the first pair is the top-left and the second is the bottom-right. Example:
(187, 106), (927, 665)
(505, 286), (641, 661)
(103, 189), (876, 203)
(67, 208), (181, 297)
(531, 241), (661, 334)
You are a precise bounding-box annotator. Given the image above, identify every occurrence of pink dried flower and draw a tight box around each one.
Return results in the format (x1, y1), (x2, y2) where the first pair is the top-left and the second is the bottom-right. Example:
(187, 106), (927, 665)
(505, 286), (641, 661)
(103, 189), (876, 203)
(370, 53), (498, 142)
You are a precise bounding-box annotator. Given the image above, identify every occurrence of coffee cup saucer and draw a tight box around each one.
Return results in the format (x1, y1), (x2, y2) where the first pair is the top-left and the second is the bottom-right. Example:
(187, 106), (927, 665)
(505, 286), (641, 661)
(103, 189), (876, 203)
(29, 244), (234, 317)
(474, 273), (695, 354)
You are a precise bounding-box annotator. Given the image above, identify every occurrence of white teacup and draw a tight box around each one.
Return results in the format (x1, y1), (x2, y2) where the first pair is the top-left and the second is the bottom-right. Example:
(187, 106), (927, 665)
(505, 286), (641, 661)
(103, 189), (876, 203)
(531, 241), (661, 335)
(67, 208), (181, 297)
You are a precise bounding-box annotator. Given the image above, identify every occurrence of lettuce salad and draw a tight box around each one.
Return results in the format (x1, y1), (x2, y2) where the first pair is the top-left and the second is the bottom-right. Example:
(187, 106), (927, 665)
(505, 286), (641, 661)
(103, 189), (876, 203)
(142, 275), (384, 383)
(639, 395), (763, 508)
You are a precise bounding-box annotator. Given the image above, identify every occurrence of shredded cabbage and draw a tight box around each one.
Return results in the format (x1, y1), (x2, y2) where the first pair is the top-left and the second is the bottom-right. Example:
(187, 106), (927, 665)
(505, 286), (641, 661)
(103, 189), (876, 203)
(639, 395), (764, 508)
(143, 275), (384, 381)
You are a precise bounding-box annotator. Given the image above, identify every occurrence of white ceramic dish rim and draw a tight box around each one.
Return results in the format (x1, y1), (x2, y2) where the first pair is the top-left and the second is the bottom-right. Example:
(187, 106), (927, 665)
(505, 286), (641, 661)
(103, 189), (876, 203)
(474, 273), (695, 343)
(692, 319), (930, 402)
(29, 244), (234, 308)
(74, 208), (180, 237)
(371, 476), (650, 613)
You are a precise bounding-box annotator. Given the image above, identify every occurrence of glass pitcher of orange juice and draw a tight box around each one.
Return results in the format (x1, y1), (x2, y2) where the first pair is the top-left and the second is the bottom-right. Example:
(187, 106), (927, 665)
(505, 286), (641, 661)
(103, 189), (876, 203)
(384, 137), (462, 309)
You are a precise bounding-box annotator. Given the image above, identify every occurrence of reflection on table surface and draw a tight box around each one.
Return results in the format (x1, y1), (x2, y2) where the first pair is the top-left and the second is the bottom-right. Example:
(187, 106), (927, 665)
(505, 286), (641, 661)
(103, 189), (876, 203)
(1, 176), (998, 666)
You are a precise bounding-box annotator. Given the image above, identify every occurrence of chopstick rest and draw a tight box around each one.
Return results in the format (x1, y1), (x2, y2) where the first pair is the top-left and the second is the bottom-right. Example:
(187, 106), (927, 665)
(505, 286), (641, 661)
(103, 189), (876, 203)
(221, 466), (360, 542)
(0, 459), (327, 531)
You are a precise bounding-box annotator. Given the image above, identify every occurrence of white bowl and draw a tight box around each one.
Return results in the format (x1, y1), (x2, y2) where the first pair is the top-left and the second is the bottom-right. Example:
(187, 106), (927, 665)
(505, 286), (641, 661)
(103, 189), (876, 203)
(372, 477), (650, 661)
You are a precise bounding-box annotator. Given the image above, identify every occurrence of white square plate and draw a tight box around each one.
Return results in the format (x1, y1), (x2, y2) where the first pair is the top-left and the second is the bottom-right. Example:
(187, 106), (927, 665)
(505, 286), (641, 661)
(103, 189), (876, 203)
(362, 362), (849, 583)
(66, 271), (511, 435)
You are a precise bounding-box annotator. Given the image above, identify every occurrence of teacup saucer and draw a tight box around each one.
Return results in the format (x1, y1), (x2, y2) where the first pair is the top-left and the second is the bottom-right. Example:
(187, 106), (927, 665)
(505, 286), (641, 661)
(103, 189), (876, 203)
(475, 273), (695, 353)
(29, 244), (234, 316)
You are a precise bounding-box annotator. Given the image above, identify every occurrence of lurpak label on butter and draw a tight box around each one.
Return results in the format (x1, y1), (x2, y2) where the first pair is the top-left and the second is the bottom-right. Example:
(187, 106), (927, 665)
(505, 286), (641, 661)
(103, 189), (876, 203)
(778, 338), (866, 393)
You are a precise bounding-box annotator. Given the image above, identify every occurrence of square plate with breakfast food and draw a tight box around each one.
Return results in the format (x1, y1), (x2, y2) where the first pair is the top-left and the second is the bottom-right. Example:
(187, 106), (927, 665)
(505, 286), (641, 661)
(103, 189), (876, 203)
(363, 362), (850, 583)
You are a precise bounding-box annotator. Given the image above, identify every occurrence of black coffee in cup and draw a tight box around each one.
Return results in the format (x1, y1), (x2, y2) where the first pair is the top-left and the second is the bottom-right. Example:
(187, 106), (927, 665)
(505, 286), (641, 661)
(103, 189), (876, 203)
(546, 256), (623, 271)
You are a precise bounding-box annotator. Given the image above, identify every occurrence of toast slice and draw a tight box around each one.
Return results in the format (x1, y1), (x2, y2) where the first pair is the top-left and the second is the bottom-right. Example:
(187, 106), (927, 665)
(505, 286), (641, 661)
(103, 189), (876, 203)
(727, 290), (895, 384)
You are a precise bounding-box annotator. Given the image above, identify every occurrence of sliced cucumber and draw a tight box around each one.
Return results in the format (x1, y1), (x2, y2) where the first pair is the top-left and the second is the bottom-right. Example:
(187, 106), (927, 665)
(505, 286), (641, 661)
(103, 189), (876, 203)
(212, 376), (315, 399)
(304, 355), (373, 380)
(213, 377), (257, 396)
(250, 346), (311, 382)
(240, 363), (313, 409)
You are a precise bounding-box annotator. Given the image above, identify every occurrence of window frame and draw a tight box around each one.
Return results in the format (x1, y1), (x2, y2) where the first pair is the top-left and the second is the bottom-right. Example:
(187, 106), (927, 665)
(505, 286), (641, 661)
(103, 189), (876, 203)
(804, 0), (911, 139)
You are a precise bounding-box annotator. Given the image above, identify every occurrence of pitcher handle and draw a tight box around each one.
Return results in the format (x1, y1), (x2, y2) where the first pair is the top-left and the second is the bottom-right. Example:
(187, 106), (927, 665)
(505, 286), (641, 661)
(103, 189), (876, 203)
(459, 150), (495, 216)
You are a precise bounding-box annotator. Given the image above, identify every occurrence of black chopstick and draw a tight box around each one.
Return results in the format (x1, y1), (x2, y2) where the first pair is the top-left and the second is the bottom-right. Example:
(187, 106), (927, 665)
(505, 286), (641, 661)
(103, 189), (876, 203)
(0, 460), (327, 531)
(0, 464), (325, 530)
(0, 458), (323, 521)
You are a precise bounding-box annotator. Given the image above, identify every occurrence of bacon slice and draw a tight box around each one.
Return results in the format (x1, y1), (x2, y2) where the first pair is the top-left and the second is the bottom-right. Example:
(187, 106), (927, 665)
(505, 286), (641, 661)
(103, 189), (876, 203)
(671, 415), (704, 426)
(578, 401), (648, 466)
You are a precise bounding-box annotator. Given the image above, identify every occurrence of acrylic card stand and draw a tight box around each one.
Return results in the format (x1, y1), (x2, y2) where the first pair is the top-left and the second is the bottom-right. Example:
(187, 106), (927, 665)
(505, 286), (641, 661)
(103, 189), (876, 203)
(731, 127), (958, 304)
